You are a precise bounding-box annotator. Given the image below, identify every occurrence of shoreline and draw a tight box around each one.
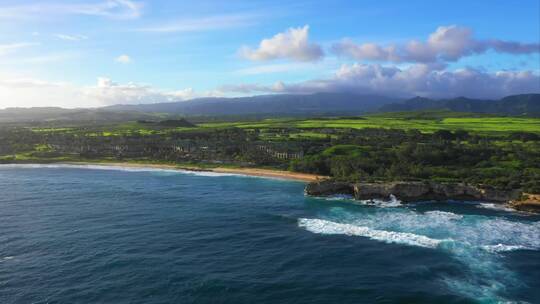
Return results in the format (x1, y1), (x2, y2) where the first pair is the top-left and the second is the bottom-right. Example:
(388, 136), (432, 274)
(17, 161), (329, 183)
(305, 180), (540, 213)
(3, 161), (538, 212)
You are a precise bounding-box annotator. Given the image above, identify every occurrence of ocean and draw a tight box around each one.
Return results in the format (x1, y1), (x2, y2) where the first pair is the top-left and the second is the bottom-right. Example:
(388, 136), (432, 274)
(1, 164), (539, 304)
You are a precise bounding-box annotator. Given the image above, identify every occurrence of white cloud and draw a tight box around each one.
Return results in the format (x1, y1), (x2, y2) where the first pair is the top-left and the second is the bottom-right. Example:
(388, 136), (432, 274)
(84, 77), (198, 105)
(332, 25), (540, 63)
(0, 43), (37, 56)
(240, 25), (324, 62)
(137, 14), (256, 33)
(0, 0), (143, 20)
(55, 34), (88, 41)
(0, 75), (88, 108)
(234, 62), (331, 75)
(0, 76), (215, 108)
(221, 63), (540, 99)
(115, 54), (131, 64)
(0, 77), (67, 89)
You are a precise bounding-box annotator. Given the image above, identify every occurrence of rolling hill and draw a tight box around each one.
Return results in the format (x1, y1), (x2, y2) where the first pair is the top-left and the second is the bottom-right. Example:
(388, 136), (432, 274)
(379, 94), (540, 116)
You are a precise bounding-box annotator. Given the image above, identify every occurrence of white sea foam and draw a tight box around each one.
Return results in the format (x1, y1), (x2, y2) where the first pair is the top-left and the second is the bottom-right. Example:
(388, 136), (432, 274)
(324, 207), (540, 252)
(298, 218), (444, 248)
(424, 210), (463, 220)
(482, 244), (531, 253)
(305, 204), (540, 302)
(476, 203), (516, 213)
(328, 194), (355, 201)
(357, 194), (402, 208)
(0, 163), (241, 177)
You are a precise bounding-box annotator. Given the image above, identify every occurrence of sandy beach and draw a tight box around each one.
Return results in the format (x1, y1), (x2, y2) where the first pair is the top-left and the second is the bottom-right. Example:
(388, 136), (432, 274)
(62, 162), (328, 182)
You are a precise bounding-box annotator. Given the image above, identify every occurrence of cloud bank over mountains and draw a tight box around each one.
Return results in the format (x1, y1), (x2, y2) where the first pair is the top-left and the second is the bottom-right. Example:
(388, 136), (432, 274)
(227, 24), (539, 99)
(222, 63), (540, 99)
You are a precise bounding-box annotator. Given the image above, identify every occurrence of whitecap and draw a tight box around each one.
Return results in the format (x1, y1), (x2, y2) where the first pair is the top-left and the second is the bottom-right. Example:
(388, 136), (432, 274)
(482, 244), (531, 253)
(424, 210), (463, 220)
(476, 203), (516, 213)
(310, 194), (355, 202)
(302, 206), (540, 302)
(298, 218), (445, 248)
(326, 194), (355, 201)
(357, 194), (402, 208)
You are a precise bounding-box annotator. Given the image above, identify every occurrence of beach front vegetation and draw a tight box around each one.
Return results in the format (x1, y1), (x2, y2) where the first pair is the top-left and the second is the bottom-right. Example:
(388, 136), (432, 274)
(1, 111), (539, 192)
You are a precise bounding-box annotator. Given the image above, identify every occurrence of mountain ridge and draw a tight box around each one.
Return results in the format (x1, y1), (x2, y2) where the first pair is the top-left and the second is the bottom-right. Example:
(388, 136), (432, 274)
(380, 93), (540, 116)
(1, 93), (538, 123)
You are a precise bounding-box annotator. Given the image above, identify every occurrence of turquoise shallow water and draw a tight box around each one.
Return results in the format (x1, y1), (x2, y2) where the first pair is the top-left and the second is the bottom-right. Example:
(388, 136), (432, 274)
(0, 164), (539, 304)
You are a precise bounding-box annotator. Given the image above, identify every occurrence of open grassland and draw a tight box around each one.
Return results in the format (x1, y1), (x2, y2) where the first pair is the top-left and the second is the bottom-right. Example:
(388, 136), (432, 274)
(30, 122), (198, 137)
(28, 111), (540, 136)
(199, 113), (540, 135)
(294, 117), (540, 133)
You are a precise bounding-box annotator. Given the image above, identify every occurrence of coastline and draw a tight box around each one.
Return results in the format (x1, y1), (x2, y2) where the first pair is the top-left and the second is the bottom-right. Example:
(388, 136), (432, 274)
(3, 161), (538, 212)
(55, 161), (329, 182)
(305, 180), (540, 213)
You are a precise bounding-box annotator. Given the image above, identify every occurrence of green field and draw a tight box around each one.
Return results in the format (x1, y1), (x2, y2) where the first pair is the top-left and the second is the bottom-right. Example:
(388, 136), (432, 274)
(294, 117), (540, 133)
(198, 112), (540, 135)
(29, 111), (540, 137)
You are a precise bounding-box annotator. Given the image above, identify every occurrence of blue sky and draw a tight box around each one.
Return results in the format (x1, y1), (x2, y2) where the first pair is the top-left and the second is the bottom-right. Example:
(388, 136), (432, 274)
(0, 0), (538, 108)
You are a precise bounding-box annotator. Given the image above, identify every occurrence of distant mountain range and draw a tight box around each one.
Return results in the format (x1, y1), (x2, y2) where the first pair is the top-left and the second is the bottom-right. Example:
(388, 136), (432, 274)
(379, 94), (540, 116)
(104, 92), (400, 116)
(1, 93), (538, 123)
(0, 107), (163, 124)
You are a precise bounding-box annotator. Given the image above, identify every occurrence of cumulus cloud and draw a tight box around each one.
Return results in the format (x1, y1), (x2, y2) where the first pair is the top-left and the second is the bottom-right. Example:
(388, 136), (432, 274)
(0, 0), (143, 20)
(332, 25), (540, 63)
(221, 63), (540, 99)
(240, 25), (324, 62)
(115, 54), (132, 64)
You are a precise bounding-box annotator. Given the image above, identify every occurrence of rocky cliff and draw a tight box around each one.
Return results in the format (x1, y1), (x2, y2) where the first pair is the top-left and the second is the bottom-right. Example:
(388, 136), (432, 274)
(305, 180), (522, 203)
(509, 194), (540, 213)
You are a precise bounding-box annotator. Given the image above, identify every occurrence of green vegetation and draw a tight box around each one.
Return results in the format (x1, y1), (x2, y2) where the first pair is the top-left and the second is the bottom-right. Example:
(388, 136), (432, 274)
(204, 113), (540, 135)
(2, 112), (540, 193)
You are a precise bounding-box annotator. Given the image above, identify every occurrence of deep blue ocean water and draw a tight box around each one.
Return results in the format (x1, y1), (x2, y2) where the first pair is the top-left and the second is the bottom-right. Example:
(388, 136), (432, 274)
(0, 165), (539, 304)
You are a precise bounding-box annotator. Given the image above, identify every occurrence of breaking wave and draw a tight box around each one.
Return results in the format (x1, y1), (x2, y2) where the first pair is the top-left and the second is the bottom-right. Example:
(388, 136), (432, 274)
(424, 210), (463, 220)
(482, 244), (532, 253)
(315, 194), (355, 201)
(298, 218), (445, 248)
(476, 203), (516, 213)
(298, 202), (540, 302)
(357, 194), (402, 208)
(315, 194), (402, 207)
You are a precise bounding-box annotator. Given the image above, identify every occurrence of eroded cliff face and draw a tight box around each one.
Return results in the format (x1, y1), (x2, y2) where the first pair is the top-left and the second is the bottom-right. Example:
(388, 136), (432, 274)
(509, 194), (540, 213)
(305, 180), (522, 203)
(353, 182), (522, 203)
(304, 180), (353, 196)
